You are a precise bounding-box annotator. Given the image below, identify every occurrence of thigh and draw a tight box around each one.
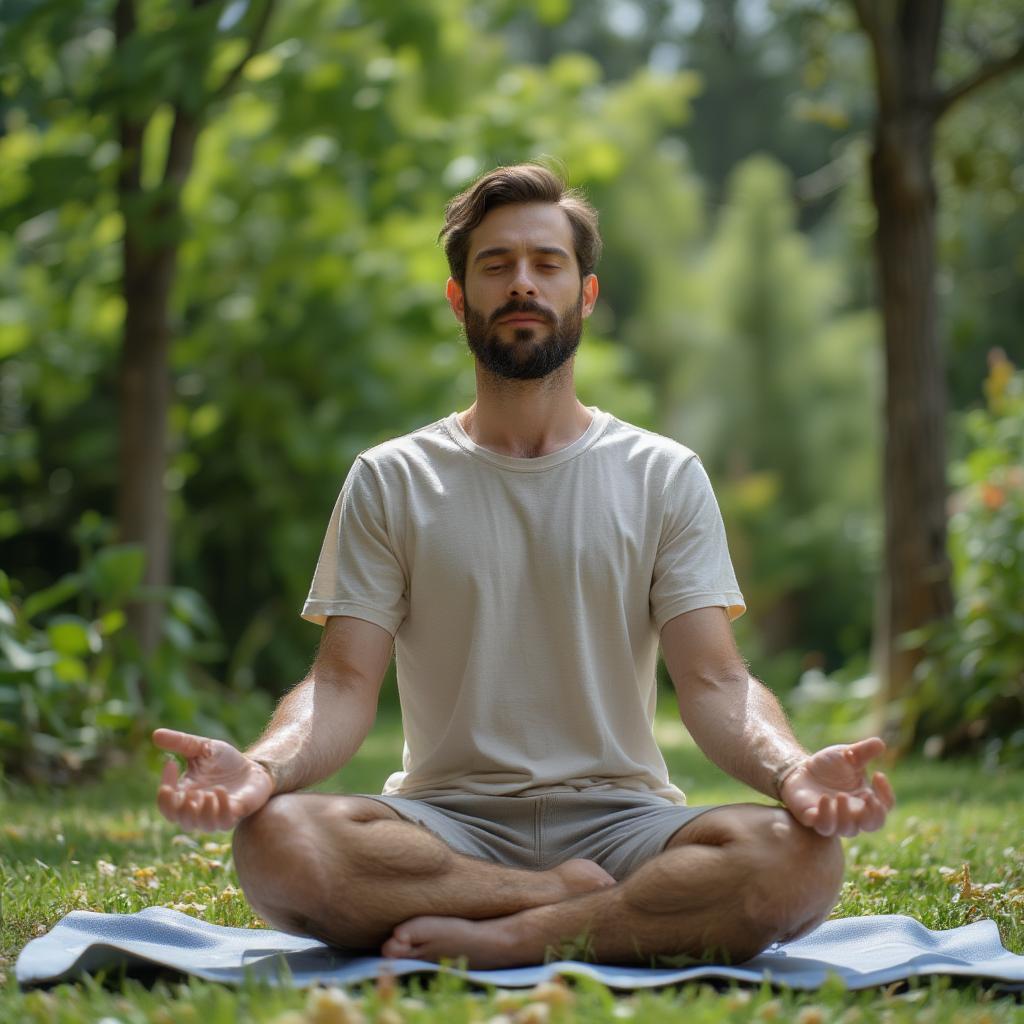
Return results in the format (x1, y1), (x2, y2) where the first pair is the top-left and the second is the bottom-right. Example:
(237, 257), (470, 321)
(664, 801), (789, 849)
(360, 793), (539, 869)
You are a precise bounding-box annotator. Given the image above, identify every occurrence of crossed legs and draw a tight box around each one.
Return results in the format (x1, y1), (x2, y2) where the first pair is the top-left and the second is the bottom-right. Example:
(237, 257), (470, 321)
(232, 795), (844, 967)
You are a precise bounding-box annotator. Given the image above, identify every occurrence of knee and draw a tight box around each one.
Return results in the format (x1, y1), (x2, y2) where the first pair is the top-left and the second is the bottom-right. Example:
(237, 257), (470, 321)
(232, 795), (319, 930)
(232, 793), (306, 877)
(742, 811), (844, 945)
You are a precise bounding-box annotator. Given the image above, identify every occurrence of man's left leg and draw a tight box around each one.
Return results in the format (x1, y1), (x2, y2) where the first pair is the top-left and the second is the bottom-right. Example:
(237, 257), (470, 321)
(382, 803), (844, 967)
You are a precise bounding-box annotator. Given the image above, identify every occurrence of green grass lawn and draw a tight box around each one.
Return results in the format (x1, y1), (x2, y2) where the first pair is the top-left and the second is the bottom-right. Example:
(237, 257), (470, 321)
(2, 711), (1022, 1022)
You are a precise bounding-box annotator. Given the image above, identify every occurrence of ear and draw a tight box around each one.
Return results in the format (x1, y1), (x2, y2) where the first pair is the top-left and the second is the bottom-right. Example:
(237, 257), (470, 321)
(446, 277), (466, 324)
(581, 274), (599, 319)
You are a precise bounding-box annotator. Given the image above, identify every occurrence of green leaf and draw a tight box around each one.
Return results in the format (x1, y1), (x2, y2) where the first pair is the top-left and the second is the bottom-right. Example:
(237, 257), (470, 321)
(46, 617), (93, 657)
(168, 587), (218, 635)
(21, 574), (83, 621)
(91, 700), (135, 729)
(85, 545), (146, 605)
(53, 656), (88, 684)
(96, 609), (127, 636)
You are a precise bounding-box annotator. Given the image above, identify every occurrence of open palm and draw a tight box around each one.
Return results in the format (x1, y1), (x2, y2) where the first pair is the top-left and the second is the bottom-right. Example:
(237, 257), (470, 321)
(153, 728), (273, 832)
(780, 737), (895, 838)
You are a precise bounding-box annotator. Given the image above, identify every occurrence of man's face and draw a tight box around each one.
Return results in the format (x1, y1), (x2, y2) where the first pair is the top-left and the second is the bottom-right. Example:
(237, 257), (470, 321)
(447, 203), (599, 381)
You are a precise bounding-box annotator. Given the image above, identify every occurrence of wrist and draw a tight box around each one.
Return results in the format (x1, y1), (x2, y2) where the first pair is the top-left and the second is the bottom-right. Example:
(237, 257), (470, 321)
(772, 756), (807, 802)
(248, 756), (281, 794)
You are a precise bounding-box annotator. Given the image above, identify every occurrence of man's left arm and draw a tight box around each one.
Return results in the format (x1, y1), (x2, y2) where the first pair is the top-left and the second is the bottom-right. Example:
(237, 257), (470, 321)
(661, 606), (895, 838)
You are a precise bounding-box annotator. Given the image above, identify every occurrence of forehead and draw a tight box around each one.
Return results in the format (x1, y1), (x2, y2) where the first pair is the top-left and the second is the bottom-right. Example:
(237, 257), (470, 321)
(468, 202), (575, 261)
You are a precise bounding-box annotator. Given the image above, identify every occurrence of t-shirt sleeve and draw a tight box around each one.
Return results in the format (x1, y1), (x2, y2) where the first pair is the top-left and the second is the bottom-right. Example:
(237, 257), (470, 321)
(649, 455), (745, 630)
(301, 457), (409, 635)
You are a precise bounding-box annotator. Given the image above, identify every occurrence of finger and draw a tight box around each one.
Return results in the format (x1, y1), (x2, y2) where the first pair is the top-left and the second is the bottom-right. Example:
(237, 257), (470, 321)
(843, 794), (868, 837)
(202, 791), (224, 833)
(160, 759), (179, 788)
(214, 788), (237, 831)
(841, 738), (883, 771)
(855, 736), (886, 763)
(158, 780), (189, 822)
(210, 788), (230, 830)
(152, 728), (213, 759)
(873, 771), (896, 810)
(156, 778), (181, 822)
(833, 793), (856, 837)
(192, 791), (215, 833)
(178, 792), (206, 832)
(857, 793), (888, 833)
(814, 795), (836, 836)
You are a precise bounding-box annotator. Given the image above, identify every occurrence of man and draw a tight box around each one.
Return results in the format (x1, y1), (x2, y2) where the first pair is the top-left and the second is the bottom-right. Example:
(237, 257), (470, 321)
(154, 163), (894, 969)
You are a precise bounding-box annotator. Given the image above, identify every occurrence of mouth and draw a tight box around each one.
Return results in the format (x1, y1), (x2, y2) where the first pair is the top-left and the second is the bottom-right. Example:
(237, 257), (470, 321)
(499, 315), (548, 326)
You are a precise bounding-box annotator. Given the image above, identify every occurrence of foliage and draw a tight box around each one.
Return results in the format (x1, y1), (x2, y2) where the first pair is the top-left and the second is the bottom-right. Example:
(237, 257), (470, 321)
(0, 514), (270, 783)
(0, 0), (687, 692)
(910, 355), (1024, 766)
(675, 156), (880, 684)
(0, 0), (1021, 727)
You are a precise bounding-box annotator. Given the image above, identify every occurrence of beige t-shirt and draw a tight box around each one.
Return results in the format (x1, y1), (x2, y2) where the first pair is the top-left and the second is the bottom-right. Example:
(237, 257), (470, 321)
(303, 408), (745, 804)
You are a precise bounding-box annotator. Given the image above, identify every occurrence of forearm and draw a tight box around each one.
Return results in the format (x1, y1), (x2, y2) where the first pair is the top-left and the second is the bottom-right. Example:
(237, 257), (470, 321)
(244, 674), (377, 794)
(681, 672), (808, 800)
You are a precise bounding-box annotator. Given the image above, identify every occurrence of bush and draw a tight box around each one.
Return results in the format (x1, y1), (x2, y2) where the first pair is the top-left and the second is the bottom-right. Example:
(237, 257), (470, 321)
(911, 352), (1024, 766)
(0, 516), (270, 783)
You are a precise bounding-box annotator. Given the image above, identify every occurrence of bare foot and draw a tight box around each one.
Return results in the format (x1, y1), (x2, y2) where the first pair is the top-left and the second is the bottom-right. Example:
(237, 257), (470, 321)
(379, 861), (613, 967)
(551, 858), (616, 898)
(381, 913), (527, 967)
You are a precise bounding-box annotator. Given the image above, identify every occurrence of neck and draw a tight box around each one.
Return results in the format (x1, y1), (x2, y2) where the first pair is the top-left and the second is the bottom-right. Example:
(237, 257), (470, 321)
(459, 360), (592, 459)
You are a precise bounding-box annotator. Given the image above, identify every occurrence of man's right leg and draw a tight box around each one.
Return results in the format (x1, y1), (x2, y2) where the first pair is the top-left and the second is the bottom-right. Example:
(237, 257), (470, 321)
(231, 793), (615, 953)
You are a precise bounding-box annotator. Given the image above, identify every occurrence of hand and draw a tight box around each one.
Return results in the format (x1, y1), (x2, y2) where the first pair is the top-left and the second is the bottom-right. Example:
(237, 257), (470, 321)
(153, 728), (274, 832)
(780, 737), (895, 838)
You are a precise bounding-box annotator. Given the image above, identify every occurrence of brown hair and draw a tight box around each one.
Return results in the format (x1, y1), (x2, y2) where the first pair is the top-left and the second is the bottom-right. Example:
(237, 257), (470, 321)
(439, 163), (602, 284)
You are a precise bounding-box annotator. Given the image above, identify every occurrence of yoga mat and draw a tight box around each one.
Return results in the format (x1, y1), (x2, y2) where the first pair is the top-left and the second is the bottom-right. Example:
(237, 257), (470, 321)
(15, 908), (1024, 992)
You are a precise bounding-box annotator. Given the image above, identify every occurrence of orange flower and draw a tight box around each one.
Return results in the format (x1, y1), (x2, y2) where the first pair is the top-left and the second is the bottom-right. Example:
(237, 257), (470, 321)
(980, 483), (1005, 510)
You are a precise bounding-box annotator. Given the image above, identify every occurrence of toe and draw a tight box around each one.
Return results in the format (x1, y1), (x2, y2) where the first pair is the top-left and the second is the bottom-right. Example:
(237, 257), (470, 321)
(381, 936), (410, 958)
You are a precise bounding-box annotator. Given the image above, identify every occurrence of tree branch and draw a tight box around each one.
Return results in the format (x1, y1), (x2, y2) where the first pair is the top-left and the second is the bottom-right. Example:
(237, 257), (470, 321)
(158, 0), (276, 192)
(163, 106), (201, 189)
(935, 37), (1024, 117)
(210, 0), (277, 103)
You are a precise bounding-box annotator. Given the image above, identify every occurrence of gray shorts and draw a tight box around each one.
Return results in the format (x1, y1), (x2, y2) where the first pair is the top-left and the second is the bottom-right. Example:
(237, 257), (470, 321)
(361, 790), (722, 881)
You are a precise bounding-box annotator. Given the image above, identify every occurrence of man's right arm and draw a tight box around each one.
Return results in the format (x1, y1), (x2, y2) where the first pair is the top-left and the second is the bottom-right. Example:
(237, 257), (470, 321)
(154, 615), (393, 830)
(244, 615), (394, 794)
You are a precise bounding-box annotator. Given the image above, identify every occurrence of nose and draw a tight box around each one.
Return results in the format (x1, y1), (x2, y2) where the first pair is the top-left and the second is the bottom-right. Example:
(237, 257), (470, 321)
(507, 260), (537, 298)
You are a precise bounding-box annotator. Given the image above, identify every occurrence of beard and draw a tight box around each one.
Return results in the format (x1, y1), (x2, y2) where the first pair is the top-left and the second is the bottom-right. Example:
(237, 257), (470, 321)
(463, 291), (584, 381)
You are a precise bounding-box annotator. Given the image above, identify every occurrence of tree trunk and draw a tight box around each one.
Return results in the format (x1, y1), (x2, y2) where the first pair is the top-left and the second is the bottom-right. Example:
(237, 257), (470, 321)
(114, 20), (200, 655)
(861, 0), (954, 732)
(116, 230), (177, 654)
(870, 115), (953, 715)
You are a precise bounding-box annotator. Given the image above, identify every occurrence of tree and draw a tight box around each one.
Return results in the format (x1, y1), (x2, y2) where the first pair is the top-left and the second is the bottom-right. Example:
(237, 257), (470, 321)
(850, 0), (1024, 720)
(112, 0), (275, 654)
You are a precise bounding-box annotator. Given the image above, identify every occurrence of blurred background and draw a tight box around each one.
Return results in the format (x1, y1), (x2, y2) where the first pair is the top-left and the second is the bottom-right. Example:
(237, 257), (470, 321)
(1, 0), (1022, 784)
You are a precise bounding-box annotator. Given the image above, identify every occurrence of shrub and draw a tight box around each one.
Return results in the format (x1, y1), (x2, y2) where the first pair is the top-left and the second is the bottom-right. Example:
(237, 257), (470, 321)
(0, 517), (270, 783)
(912, 352), (1024, 766)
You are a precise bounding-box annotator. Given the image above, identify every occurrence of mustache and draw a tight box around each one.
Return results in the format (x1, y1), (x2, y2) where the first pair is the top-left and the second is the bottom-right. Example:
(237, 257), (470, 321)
(488, 300), (556, 325)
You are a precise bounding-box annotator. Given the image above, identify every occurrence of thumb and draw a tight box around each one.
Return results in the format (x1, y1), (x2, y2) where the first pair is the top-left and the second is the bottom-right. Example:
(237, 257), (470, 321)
(153, 728), (213, 760)
(846, 736), (886, 765)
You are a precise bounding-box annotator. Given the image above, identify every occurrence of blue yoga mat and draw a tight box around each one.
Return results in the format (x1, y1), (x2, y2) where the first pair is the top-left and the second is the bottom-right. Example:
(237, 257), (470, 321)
(15, 907), (1024, 991)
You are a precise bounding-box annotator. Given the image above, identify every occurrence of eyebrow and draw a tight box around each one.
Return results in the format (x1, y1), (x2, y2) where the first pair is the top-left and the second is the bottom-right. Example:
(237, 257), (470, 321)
(472, 245), (572, 263)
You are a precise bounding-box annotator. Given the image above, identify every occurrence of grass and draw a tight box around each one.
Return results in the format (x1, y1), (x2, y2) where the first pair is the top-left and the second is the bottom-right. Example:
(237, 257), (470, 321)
(2, 708), (1023, 1022)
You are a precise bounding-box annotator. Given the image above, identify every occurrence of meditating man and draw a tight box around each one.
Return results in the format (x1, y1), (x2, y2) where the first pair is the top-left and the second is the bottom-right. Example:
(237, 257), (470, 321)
(153, 163), (894, 968)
